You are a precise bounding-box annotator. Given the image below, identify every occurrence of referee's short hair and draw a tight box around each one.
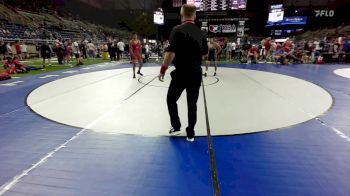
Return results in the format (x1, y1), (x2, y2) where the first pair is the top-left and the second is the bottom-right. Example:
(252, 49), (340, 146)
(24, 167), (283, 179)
(181, 4), (196, 18)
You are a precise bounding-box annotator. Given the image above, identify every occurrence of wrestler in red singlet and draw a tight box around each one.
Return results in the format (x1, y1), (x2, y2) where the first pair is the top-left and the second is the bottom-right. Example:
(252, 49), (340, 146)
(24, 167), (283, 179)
(129, 33), (143, 78)
(131, 41), (142, 63)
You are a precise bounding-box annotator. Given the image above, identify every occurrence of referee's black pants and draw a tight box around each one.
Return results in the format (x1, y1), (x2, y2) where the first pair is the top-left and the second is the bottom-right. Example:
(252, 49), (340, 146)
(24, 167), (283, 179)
(167, 69), (202, 138)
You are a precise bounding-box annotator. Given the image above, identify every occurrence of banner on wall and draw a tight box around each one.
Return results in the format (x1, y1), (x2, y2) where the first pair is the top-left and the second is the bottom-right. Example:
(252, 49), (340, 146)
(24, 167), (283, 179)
(199, 17), (247, 36)
(197, 11), (248, 36)
(201, 22), (237, 35)
(266, 16), (307, 26)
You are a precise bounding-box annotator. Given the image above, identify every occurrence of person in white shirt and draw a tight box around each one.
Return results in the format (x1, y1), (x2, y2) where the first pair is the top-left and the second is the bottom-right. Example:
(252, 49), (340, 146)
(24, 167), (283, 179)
(21, 43), (28, 59)
(6, 43), (13, 56)
(231, 42), (237, 59)
(117, 41), (125, 61)
(72, 41), (83, 66)
(87, 41), (96, 58)
(226, 41), (232, 61)
(314, 40), (321, 51)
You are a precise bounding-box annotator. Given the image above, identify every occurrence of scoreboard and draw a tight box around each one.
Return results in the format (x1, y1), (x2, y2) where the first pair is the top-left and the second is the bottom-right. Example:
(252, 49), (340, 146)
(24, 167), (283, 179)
(187, 0), (247, 11)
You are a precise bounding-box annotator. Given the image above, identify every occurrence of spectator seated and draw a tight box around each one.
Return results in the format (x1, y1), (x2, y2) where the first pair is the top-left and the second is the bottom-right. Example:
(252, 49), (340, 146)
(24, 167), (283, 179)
(4, 57), (21, 74)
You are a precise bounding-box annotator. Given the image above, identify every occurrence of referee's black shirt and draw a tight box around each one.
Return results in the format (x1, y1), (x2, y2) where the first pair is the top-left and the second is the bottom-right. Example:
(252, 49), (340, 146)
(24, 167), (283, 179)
(166, 22), (208, 74)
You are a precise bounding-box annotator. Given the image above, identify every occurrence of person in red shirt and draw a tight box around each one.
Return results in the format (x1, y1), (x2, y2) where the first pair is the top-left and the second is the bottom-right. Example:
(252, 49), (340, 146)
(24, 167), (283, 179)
(294, 47), (304, 64)
(4, 57), (15, 74)
(12, 57), (29, 72)
(316, 55), (325, 64)
(3, 57), (20, 74)
(247, 45), (258, 63)
(284, 38), (292, 49)
(264, 37), (272, 62)
(284, 43), (299, 64)
(15, 41), (22, 60)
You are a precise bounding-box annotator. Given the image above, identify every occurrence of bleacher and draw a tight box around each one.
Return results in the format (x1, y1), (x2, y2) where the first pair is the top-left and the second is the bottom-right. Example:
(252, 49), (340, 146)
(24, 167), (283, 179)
(298, 24), (350, 41)
(0, 19), (27, 39)
(0, 4), (31, 25)
(0, 2), (130, 42)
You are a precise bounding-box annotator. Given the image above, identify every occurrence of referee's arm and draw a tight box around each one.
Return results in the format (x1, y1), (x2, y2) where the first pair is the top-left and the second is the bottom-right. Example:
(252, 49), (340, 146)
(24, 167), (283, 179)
(158, 52), (175, 81)
(158, 29), (180, 81)
(163, 52), (175, 65)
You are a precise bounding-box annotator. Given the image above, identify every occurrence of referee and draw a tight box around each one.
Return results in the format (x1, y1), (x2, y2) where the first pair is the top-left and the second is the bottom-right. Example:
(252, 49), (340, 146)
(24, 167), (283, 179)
(159, 4), (208, 142)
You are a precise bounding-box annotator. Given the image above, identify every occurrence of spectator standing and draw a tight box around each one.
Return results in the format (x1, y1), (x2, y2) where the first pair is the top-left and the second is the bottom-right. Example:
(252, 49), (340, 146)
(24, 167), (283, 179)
(270, 40), (277, 60)
(87, 41), (96, 59)
(54, 41), (65, 65)
(264, 37), (272, 62)
(40, 42), (52, 68)
(35, 43), (41, 58)
(21, 42), (28, 59)
(232, 41), (237, 59)
(72, 41), (83, 66)
(15, 41), (22, 60)
(307, 41), (315, 61)
(226, 40), (232, 61)
(6, 43), (13, 57)
(108, 41), (117, 62)
(79, 41), (87, 59)
(101, 44), (109, 60)
(117, 40), (125, 61)
(0, 41), (6, 60)
(63, 40), (72, 64)
(156, 42), (163, 59)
